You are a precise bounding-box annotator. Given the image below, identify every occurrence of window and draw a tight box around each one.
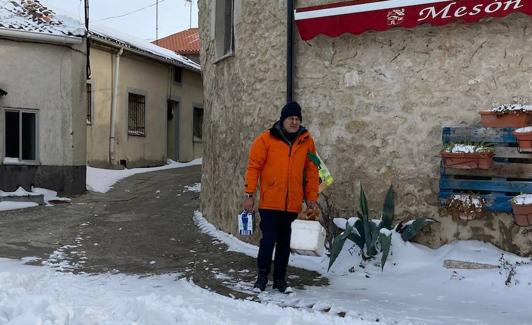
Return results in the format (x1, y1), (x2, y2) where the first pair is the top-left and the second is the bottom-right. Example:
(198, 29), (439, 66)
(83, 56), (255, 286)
(5, 109), (37, 161)
(87, 82), (93, 124)
(193, 107), (203, 141)
(173, 66), (182, 84)
(215, 0), (234, 58)
(128, 93), (145, 136)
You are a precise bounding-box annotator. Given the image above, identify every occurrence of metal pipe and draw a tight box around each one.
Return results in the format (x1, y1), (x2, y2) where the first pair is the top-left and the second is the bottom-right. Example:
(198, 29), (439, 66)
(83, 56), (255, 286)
(85, 0), (91, 79)
(287, 0), (295, 103)
(109, 47), (123, 165)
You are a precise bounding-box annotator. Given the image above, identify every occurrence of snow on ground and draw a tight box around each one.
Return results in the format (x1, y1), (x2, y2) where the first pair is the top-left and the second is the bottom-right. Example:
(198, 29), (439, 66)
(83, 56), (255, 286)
(86, 159), (202, 193)
(0, 187), (70, 211)
(0, 258), (366, 324)
(183, 183), (202, 193)
(194, 211), (532, 325)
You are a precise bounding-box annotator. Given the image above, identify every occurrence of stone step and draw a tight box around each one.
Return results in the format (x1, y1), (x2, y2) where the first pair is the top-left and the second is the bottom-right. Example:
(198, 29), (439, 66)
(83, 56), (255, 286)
(0, 194), (45, 205)
(443, 259), (498, 270)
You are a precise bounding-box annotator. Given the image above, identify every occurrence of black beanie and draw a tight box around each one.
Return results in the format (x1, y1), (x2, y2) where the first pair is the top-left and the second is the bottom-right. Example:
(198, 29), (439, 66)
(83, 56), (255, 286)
(280, 101), (302, 122)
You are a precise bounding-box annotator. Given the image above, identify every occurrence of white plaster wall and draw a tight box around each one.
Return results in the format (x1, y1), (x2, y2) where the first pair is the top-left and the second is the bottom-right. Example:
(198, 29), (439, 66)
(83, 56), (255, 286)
(0, 38), (87, 166)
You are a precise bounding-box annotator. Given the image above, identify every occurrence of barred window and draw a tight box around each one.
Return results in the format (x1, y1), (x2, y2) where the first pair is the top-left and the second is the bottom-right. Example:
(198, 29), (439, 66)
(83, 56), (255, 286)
(128, 93), (145, 136)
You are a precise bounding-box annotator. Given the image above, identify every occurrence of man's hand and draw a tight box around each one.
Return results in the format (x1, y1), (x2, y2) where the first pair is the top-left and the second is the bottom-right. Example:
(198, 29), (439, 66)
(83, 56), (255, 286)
(305, 200), (318, 210)
(242, 193), (255, 211)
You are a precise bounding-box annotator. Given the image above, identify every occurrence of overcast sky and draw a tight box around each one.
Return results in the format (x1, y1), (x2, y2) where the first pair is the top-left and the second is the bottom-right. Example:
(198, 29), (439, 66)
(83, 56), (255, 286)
(41, 0), (198, 41)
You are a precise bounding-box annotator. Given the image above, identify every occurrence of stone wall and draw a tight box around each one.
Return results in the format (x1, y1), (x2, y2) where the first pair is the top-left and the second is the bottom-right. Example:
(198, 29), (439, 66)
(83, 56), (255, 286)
(199, 0), (532, 255)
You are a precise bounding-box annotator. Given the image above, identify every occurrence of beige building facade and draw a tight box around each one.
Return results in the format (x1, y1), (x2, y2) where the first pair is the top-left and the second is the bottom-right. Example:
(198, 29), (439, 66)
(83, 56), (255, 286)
(87, 28), (203, 169)
(199, 0), (532, 255)
(0, 2), (87, 195)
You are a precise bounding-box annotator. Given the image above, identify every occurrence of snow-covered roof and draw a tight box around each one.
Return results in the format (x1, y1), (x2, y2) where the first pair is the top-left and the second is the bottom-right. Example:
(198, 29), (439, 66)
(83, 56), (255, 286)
(90, 24), (201, 72)
(0, 0), (84, 37)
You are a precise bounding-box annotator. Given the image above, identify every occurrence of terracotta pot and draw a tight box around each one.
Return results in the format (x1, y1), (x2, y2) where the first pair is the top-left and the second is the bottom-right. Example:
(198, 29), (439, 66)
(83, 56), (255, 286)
(440, 152), (494, 170)
(511, 203), (532, 227)
(479, 111), (530, 128)
(512, 130), (532, 153)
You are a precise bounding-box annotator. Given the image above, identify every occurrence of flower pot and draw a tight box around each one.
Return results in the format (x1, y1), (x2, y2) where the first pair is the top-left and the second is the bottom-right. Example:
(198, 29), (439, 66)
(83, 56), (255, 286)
(479, 111), (530, 128)
(512, 128), (532, 153)
(440, 152), (494, 170)
(511, 203), (532, 227)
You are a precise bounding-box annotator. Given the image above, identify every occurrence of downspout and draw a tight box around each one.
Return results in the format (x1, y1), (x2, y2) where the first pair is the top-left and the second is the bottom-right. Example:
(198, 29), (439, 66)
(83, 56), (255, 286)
(109, 47), (123, 165)
(287, 0), (295, 103)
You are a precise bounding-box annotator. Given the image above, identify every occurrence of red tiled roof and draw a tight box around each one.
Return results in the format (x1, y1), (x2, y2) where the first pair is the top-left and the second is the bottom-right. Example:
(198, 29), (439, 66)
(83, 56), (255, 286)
(154, 28), (200, 55)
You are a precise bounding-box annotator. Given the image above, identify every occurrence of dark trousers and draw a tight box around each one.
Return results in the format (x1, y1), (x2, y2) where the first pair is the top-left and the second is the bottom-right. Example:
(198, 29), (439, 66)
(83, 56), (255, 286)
(257, 209), (298, 280)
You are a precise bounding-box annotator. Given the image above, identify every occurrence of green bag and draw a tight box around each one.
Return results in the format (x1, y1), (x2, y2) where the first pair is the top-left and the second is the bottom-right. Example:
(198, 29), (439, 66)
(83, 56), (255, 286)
(307, 151), (333, 192)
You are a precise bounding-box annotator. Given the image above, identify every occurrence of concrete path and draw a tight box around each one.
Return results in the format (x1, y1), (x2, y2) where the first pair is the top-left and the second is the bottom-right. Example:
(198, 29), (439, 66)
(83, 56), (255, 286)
(0, 166), (327, 299)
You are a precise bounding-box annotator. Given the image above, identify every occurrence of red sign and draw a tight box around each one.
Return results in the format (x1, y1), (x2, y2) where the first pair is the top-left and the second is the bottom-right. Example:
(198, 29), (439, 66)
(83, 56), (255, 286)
(295, 0), (532, 40)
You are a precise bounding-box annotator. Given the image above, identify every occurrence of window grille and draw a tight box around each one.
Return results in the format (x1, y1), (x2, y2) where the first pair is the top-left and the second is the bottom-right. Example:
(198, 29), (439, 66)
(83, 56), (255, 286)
(128, 93), (146, 136)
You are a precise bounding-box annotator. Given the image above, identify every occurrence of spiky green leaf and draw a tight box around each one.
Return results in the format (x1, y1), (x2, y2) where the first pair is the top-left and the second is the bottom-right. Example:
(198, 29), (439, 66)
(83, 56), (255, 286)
(380, 185), (394, 230)
(400, 218), (437, 242)
(378, 232), (392, 271)
(347, 232), (365, 250)
(353, 216), (366, 245)
(327, 222), (354, 271)
(359, 185), (369, 218)
(366, 221), (380, 258)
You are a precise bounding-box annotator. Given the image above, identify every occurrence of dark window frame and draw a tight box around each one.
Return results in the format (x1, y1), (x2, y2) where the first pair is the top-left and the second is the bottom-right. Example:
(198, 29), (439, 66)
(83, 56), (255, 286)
(214, 0), (235, 61)
(87, 81), (93, 125)
(127, 93), (146, 137)
(4, 108), (38, 162)
(173, 66), (183, 84)
(193, 106), (203, 142)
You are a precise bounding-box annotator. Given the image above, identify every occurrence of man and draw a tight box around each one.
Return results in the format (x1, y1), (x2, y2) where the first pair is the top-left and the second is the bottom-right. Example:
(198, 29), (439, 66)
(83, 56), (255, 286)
(243, 101), (319, 293)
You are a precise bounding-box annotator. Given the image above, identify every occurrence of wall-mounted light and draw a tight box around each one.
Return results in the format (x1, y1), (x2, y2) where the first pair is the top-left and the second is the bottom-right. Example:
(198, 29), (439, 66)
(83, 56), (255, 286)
(0, 88), (7, 97)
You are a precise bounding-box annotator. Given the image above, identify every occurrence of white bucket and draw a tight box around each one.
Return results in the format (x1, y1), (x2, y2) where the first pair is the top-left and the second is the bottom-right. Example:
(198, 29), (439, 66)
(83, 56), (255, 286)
(290, 220), (326, 256)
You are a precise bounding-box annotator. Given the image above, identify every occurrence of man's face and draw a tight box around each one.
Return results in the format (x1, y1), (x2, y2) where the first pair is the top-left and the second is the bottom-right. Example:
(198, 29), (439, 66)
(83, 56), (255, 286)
(282, 116), (301, 133)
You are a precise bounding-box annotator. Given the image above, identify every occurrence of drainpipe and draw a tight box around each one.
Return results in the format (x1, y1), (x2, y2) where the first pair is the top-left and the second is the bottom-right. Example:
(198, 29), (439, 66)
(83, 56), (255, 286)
(109, 47), (123, 165)
(287, 0), (295, 103)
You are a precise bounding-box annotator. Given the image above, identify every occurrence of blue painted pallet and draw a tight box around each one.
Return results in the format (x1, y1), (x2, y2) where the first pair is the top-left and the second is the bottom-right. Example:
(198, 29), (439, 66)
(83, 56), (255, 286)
(439, 127), (532, 212)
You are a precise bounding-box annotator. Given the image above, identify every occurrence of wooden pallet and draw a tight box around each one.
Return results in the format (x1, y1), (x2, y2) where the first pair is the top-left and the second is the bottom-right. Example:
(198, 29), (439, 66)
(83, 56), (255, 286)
(439, 127), (532, 212)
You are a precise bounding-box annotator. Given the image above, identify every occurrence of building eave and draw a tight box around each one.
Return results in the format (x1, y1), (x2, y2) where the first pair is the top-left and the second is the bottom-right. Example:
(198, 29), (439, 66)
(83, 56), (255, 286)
(89, 33), (201, 73)
(0, 27), (83, 45)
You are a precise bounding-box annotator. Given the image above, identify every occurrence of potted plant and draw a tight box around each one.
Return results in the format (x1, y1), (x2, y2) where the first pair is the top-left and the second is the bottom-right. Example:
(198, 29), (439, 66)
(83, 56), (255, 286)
(512, 127), (532, 153)
(445, 194), (486, 221)
(479, 104), (532, 128)
(440, 143), (495, 170)
(511, 194), (532, 227)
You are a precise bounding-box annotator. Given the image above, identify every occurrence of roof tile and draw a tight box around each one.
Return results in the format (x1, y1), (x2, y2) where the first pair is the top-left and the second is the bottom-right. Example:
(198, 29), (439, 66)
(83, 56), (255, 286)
(154, 28), (200, 55)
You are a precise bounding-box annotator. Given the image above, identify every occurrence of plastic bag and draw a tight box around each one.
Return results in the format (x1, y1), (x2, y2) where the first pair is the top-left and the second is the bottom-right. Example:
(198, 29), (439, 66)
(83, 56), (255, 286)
(238, 210), (254, 236)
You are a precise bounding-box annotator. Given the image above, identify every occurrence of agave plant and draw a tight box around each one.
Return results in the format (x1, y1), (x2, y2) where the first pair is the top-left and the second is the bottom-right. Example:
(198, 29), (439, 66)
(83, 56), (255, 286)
(328, 185), (436, 271)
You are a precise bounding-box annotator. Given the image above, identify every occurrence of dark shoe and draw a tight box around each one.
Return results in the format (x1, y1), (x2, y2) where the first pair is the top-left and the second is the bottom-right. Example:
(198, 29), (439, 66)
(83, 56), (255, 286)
(254, 273), (268, 291)
(272, 279), (288, 293)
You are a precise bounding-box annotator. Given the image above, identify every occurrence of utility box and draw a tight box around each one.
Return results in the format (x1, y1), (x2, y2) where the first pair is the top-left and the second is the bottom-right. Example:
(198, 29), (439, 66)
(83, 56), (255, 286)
(290, 220), (326, 256)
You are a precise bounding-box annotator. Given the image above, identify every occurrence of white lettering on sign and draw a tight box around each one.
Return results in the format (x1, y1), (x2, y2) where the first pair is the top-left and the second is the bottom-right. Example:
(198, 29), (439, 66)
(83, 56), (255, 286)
(418, 0), (523, 21)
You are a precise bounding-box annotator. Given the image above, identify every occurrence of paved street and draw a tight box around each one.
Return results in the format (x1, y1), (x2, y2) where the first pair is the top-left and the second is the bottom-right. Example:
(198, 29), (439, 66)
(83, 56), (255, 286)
(0, 166), (327, 299)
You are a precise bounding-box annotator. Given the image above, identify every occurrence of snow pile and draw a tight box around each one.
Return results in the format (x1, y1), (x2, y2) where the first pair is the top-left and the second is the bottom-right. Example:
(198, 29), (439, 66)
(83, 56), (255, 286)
(512, 194), (532, 205)
(450, 194), (483, 208)
(0, 187), (69, 211)
(87, 158), (202, 193)
(195, 211), (532, 325)
(0, 258), (362, 324)
(443, 143), (493, 153)
(0, 0), (84, 36)
(514, 126), (532, 133)
(90, 23), (200, 71)
(488, 103), (532, 113)
(183, 183), (201, 193)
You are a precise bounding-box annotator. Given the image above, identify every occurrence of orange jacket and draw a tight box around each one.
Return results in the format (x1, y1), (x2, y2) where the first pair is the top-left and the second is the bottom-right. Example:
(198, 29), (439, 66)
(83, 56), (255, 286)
(244, 123), (319, 213)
